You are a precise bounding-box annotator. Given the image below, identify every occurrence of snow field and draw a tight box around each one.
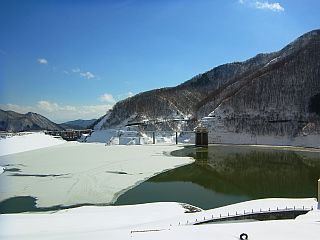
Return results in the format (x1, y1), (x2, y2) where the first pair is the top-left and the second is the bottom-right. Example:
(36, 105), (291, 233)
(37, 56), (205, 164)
(0, 142), (194, 208)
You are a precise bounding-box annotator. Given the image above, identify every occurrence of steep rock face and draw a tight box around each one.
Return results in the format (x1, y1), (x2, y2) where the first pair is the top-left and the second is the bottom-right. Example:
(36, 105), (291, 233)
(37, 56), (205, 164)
(94, 30), (320, 146)
(0, 110), (64, 132)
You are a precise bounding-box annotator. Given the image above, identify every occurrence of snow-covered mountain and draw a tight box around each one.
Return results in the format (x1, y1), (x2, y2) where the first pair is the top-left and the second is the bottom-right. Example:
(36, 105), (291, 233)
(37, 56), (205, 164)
(93, 30), (320, 146)
(0, 110), (64, 132)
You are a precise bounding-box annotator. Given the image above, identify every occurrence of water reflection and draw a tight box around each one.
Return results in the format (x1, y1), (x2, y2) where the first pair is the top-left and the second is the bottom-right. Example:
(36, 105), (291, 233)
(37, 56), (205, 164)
(115, 145), (320, 209)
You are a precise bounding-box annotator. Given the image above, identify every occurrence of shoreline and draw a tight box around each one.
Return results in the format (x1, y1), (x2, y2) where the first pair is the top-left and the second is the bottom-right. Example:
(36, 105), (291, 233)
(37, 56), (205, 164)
(207, 143), (320, 152)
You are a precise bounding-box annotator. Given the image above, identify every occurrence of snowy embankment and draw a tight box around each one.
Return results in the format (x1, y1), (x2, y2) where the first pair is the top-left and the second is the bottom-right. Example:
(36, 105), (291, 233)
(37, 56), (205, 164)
(0, 132), (66, 156)
(209, 132), (320, 149)
(85, 129), (194, 145)
(0, 199), (319, 239)
(0, 143), (193, 208)
(202, 114), (320, 148)
(135, 198), (318, 229)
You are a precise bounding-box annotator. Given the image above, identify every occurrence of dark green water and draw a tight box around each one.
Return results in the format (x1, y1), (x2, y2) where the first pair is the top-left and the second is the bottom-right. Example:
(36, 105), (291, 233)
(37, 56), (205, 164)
(0, 196), (94, 214)
(115, 145), (320, 209)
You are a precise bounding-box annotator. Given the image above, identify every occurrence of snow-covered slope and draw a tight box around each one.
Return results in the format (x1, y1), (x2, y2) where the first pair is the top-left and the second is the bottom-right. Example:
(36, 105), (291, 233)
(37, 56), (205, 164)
(0, 132), (66, 156)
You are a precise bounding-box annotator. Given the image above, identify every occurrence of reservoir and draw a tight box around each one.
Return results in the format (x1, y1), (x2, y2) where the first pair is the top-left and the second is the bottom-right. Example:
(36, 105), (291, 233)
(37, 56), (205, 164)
(115, 145), (320, 209)
(1, 144), (319, 213)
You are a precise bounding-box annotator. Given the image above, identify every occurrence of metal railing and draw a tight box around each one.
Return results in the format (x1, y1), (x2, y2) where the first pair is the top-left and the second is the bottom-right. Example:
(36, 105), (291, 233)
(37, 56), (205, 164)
(179, 205), (314, 226)
(129, 205), (314, 234)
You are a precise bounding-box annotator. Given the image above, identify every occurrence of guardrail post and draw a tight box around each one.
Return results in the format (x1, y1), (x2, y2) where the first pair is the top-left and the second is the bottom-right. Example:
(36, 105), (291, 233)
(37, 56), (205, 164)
(318, 179), (320, 209)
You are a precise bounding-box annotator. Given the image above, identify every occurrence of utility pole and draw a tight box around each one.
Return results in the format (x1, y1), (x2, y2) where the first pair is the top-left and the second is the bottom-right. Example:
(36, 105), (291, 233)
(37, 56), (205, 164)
(176, 132), (178, 145)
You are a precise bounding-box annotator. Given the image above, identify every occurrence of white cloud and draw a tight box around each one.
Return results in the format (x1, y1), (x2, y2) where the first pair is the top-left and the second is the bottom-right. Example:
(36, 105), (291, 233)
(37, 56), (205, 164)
(127, 92), (134, 97)
(117, 92), (135, 100)
(100, 93), (116, 103)
(37, 100), (60, 112)
(238, 0), (284, 12)
(80, 71), (95, 79)
(0, 101), (114, 123)
(37, 58), (48, 64)
(70, 68), (97, 80)
(0, 103), (34, 114)
(255, 1), (284, 11)
(72, 68), (81, 73)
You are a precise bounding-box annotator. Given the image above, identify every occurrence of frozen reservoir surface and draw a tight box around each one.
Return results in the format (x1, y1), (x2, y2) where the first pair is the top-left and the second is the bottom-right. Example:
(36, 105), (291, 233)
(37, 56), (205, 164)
(0, 140), (193, 209)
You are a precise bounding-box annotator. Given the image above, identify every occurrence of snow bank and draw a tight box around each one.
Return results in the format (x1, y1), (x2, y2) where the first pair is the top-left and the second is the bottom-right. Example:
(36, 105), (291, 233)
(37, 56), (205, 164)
(132, 210), (320, 240)
(0, 132), (66, 156)
(208, 132), (320, 148)
(0, 143), (193, 208)
(138, 198), (317, 229)
(85, 129), (119, 143)
(0, 199), (319, 240)
(202, 114), (320, 148)
(0, 202), (187, 239)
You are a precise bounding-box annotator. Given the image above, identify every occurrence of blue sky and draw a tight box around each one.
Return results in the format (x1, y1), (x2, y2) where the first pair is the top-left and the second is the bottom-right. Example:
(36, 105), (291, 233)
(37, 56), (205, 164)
(0, 0), (319, 122)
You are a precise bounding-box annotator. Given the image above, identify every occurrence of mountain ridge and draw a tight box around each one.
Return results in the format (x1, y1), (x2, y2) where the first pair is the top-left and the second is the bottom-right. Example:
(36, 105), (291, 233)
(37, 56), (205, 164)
(0, 109), (64, 132)
(59, 119), (97, 130)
